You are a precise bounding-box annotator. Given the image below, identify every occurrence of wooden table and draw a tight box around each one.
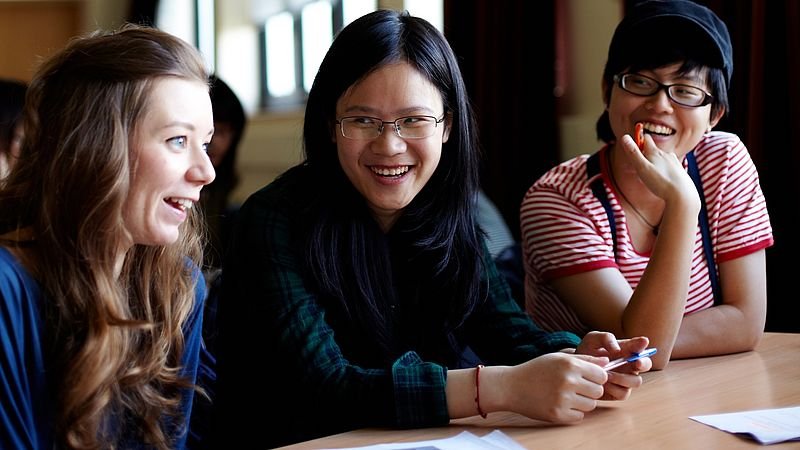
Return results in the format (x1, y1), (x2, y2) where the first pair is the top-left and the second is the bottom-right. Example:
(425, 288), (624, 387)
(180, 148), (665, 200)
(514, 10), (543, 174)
(279, 333), (800, 449)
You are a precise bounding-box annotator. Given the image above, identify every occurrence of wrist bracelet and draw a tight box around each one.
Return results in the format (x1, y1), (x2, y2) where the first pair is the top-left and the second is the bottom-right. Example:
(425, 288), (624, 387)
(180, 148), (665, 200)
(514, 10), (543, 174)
(475, 364), (487, 418)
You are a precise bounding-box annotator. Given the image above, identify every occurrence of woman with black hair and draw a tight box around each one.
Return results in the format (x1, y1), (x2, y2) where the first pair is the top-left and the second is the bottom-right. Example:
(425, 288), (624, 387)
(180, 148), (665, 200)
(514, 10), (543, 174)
(213, 10), (650, 448)
(521, 0), (772, 369)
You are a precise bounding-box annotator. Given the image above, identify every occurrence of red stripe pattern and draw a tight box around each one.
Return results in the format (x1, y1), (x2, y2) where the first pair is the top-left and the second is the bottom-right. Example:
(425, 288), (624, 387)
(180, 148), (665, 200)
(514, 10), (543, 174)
(520, 132), (774, 334)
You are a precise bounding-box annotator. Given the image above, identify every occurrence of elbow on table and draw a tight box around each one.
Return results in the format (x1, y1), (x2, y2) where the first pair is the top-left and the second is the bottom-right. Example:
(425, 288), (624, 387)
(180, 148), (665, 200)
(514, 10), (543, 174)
(741, 328), (765, 352)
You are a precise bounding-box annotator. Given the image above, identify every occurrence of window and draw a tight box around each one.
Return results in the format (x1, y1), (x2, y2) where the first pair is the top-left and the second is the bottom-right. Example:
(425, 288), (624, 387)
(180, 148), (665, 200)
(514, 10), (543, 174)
(158, 0), (443, 112)
(156, 0), (215, 72)
(261, 0), (377, 108)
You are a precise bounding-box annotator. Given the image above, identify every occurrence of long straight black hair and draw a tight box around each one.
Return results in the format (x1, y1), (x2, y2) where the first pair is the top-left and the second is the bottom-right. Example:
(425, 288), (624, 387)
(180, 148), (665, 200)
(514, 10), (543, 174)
(302, 10), (484, 358)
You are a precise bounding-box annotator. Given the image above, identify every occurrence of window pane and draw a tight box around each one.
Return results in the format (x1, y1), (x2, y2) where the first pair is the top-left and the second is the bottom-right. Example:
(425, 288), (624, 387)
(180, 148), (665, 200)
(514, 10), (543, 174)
(404, 0), (443, 32)
(197, 0), (215, 71)
(265, 12), (296, 97)
(342, 0), (376, 26)
(301, 1), (333, 92)
(156, 0), (196, 45)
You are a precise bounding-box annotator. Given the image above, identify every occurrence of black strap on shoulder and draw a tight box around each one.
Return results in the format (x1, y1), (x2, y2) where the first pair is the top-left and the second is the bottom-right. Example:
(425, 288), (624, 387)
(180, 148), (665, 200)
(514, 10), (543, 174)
(587, 150), (722, 306)
(686, 151), (723, 305)
(587, 152), (617, 260)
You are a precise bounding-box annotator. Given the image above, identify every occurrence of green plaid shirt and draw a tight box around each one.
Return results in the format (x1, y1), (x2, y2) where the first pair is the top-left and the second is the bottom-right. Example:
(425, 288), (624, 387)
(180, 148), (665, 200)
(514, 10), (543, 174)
(215, 166), (581, 447)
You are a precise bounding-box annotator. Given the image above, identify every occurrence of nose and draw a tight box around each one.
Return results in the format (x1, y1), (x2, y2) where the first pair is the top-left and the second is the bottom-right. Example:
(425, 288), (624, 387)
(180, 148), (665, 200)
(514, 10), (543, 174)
(645, 87), (674, 113)
(188, 148), (216, 186)
(371, 123), (407, 156)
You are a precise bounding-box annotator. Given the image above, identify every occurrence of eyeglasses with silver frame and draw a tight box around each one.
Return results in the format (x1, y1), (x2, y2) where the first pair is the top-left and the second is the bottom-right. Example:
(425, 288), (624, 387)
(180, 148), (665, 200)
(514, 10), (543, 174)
(336, 115), (446, 140)
(614, 73), (713, 107)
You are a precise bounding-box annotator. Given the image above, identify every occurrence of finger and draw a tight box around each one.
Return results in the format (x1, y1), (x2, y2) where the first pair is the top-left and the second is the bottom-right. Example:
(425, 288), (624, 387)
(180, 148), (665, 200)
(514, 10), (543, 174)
(631, 355), (653, 373)
(621, 134), (652, 167)
(572, 353), (612, 372)
(554, 408), (587, 424)
(606, 370), (643, 389)
(600, 381), (633, 401)
(619, 336), (650, 354)
(572, 393), (600, 413)
(578, 331), (619, 356)
(578, 378), (606, 400)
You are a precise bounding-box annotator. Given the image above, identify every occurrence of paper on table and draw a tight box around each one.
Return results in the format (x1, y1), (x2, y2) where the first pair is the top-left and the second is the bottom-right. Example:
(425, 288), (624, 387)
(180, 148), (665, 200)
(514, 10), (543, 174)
(690, 406), (800, 445)
(319, 430), (526, 450)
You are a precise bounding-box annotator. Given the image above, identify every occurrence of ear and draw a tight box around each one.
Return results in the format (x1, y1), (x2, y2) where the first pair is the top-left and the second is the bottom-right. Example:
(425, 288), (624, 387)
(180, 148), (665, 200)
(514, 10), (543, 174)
(330, 120), (338, 143)
(709, 107), (726, 129)
(601, 77), (611, 109)
(441, 113), (453, 143)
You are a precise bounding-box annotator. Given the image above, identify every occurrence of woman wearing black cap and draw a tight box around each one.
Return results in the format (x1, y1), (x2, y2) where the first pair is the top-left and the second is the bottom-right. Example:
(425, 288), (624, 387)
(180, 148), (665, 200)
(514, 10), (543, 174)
(521, 0), (773, 369)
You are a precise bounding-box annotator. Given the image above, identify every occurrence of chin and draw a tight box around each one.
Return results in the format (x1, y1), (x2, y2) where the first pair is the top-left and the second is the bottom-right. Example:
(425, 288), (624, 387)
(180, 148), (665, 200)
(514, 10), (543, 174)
(137, 230), (181, 247)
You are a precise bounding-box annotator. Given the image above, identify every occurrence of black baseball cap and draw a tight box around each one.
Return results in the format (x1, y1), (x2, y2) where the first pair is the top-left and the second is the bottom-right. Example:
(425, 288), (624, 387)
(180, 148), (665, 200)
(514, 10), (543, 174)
(607, 0), (733, 87)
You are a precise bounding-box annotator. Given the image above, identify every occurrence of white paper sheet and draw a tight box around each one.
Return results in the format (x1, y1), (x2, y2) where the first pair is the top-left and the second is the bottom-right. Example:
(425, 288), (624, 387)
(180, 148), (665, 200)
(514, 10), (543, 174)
(320, 430), (525, 450)
(690, 405), (800, 445)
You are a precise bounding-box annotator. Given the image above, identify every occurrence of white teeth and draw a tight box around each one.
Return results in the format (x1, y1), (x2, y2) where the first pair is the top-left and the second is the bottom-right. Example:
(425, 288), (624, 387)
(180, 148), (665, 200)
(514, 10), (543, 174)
(371, 166), (410, 176)
(166, 197), (194, 210)
(642, 122), (674, 136)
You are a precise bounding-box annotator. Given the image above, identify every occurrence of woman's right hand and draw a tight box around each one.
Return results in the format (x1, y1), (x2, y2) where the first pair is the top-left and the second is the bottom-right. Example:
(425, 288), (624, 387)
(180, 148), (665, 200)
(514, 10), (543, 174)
(621, 133), (700, 211)
(492, 352), (610, 423)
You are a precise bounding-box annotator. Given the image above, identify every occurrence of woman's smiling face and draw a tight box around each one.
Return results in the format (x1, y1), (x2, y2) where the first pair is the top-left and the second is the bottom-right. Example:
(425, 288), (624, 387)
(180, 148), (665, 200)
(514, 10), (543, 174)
(607, 62), (721, 159)
(123, 77), (216, 248)
(334, 62), (450, 232)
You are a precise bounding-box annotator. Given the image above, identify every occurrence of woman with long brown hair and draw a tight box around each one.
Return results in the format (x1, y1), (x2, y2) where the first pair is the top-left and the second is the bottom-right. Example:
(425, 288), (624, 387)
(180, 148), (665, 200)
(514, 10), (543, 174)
(0, 25), (215, 449)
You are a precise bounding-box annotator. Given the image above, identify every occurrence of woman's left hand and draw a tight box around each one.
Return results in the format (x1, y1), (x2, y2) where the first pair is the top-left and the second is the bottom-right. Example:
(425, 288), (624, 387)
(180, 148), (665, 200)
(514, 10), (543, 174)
(574, 331), (652, 401)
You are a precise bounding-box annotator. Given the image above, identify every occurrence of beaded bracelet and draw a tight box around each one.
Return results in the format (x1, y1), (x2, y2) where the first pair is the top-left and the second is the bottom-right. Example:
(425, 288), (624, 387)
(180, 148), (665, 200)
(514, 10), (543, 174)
(475, 364), (487, 418)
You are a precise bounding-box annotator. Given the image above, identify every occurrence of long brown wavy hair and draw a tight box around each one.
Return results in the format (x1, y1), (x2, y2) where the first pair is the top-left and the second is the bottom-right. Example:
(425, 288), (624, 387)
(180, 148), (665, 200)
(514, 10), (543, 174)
(0, 25), (209, 449)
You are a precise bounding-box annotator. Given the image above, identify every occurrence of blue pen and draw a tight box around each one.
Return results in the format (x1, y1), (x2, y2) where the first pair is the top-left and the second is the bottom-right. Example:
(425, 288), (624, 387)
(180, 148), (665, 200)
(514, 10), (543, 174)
(604, 348), (657, 371)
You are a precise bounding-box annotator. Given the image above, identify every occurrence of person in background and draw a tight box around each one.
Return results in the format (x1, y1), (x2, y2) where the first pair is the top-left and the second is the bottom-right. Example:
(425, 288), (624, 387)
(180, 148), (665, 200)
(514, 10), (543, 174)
(521, 0), (772, 369)
(201, 74), (246, 274)
(476, 190), (524, 306)
(0, 78), (27, 179)
(188, 76), (246, 450)
(212, 10), (651, 448)
(0, 25), (215, 449)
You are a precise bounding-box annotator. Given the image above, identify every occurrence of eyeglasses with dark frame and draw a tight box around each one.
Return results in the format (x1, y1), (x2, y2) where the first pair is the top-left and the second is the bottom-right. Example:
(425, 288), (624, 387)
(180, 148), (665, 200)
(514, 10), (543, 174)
(335, 115), (446, 140)
(614, 73), (713, 108)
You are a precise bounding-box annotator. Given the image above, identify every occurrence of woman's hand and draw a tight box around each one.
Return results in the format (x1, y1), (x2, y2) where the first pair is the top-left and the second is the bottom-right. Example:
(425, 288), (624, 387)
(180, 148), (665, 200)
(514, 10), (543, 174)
(574, 331), (652, 401)
(500, 352), (610, 423)
(621, 133), (700, 209)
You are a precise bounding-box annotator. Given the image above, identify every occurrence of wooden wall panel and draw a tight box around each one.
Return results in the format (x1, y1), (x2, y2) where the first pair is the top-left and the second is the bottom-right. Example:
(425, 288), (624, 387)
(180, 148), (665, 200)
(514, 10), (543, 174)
(0, 1), (83, 81)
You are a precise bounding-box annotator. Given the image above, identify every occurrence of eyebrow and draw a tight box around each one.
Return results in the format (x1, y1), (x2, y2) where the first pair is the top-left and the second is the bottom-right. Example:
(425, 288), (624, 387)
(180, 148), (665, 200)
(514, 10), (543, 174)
(341, 105), (437, 116)
(162, 121), (214, 137)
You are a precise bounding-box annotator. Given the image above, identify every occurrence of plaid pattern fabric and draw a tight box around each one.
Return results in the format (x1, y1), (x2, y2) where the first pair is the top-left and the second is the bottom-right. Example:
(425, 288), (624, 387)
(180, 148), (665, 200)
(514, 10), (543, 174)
(215, 166), (581, 445)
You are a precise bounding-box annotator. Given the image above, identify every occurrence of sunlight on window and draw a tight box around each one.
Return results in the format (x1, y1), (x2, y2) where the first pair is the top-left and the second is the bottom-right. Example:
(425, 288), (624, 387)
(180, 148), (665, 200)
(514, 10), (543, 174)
(301, 1), (333, 93)
(405, 0), (443, 32)
(266, 12), (297, 97)
(196, 0), (215, 72)
(218, 27), (259, 112)
(342, 0), (377, 26)
(156, 0), (195, 46)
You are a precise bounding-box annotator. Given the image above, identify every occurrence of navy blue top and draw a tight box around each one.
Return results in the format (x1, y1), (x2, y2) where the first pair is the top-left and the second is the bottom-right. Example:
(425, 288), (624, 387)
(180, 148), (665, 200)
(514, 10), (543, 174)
(0, 247), (206, 449)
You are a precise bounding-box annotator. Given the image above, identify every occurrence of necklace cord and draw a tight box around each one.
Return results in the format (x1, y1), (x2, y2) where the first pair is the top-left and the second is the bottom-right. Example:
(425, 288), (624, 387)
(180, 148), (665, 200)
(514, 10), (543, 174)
(607, 150), (661, 235)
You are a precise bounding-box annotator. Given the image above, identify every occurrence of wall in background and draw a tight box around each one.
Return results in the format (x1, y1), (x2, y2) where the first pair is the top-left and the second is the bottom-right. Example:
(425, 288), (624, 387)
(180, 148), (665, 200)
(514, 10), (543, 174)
(0, 0), (130, 82)
(0, 1), (621, 206)
(558, 0), (621, 159)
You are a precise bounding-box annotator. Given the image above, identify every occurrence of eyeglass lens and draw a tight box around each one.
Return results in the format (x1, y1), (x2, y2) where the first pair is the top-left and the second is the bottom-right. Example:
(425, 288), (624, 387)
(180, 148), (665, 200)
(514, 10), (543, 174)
(339, 116), (440, 139)
(619, 73), (709, 107)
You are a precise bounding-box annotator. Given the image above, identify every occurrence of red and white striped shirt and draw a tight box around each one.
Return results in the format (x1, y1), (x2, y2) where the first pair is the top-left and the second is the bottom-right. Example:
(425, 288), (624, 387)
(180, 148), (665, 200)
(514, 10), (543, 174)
(521, 132), (774, 334)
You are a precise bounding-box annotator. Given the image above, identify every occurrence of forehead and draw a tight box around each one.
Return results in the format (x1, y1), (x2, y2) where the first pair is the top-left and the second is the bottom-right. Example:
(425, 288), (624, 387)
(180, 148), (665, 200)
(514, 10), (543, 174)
(336, 62), (443, 115)
(140, 77), (213, 128)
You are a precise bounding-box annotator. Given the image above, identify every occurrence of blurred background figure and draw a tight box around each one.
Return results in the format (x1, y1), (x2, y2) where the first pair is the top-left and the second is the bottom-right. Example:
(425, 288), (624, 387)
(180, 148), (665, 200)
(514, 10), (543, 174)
(0, 79), (27, 179)
(201, 74), (246, 275)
